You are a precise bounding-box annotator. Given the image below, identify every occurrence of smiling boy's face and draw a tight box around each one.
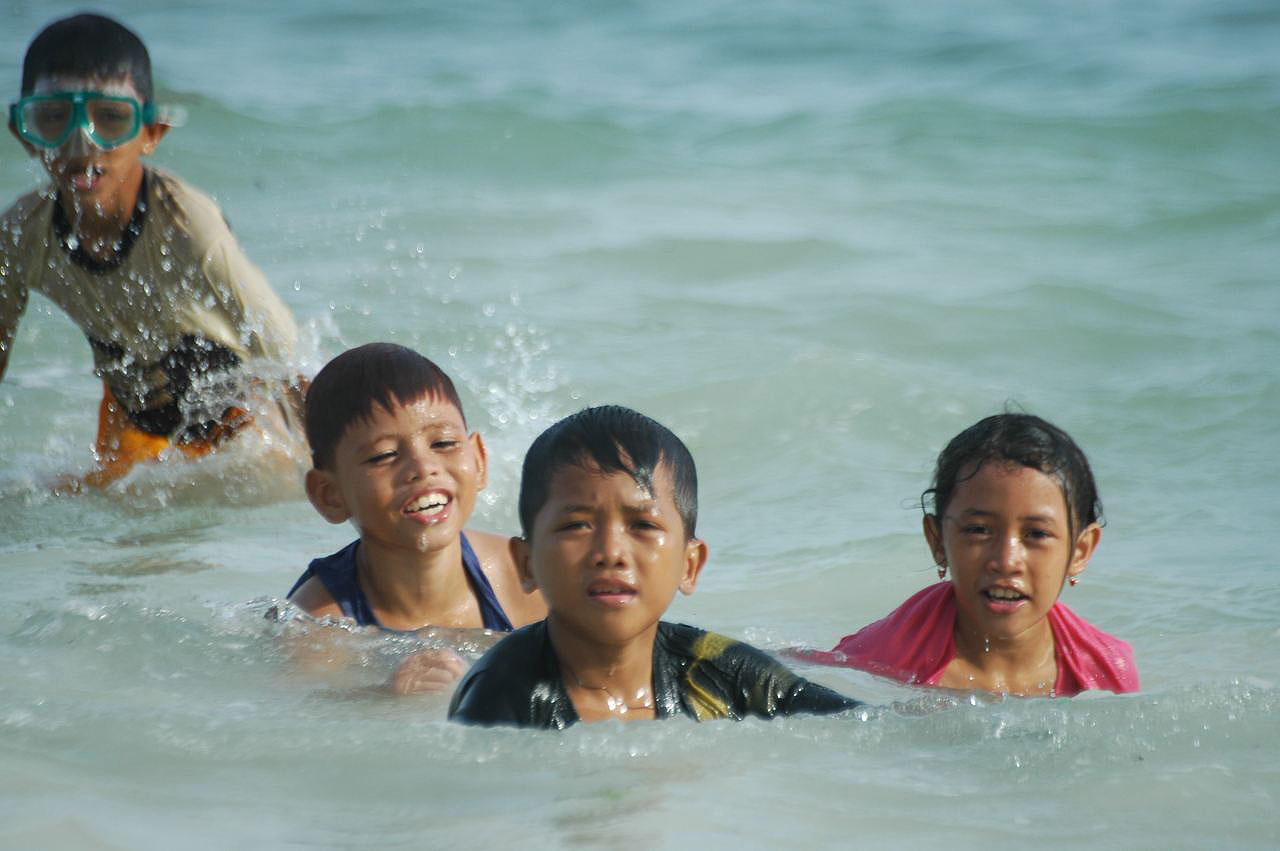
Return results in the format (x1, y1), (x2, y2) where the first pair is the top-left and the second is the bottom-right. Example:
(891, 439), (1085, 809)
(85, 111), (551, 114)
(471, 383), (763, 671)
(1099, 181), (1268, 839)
(516, 459), (707, 648)
(306, 393), (487, 557)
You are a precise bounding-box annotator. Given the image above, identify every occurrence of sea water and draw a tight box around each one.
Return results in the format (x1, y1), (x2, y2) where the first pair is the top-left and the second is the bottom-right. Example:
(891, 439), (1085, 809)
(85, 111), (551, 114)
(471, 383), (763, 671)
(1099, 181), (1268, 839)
(1, 0), (1277, 847)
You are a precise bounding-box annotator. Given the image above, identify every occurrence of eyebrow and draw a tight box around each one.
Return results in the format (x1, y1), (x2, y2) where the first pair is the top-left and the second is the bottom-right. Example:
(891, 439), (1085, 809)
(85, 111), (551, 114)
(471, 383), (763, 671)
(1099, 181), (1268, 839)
(554, 503), (595, 515)
(954, 508), (1058, 523)
(554, 499), (661, 515)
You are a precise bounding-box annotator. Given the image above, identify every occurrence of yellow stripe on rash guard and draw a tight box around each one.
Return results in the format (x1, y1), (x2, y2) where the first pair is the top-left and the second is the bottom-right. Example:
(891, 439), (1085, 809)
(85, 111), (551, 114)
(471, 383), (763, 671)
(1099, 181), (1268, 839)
(683, 632), (737, 721)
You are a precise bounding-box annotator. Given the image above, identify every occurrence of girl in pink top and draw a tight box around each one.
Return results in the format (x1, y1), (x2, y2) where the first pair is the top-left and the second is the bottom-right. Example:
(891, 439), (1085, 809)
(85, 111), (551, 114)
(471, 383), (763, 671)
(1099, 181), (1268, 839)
(807, 413), (1138, 697)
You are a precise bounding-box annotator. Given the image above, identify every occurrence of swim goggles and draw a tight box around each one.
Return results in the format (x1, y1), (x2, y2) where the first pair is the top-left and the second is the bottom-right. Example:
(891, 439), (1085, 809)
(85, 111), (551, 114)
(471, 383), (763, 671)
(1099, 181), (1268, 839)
(9, 91), (157, 150)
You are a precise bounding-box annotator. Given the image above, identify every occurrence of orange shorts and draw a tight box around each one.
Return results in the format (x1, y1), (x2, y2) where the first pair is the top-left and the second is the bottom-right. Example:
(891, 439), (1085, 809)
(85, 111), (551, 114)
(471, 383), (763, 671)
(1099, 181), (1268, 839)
(84, 384), (251, 488)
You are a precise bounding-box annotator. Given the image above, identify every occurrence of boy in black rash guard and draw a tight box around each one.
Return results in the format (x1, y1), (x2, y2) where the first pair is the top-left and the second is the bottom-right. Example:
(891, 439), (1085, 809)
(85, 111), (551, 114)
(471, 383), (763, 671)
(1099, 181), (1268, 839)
(448, 405), (860, 728)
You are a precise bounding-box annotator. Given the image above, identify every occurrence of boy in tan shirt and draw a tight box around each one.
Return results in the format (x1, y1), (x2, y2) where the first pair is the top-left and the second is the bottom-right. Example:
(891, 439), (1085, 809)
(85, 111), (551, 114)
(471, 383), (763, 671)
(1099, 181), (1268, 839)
(2, 13), (302, 488)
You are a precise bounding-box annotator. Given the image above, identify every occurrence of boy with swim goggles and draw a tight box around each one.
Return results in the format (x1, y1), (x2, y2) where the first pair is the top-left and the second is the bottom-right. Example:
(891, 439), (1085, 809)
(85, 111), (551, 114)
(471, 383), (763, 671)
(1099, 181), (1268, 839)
(1, 12), (304, 492)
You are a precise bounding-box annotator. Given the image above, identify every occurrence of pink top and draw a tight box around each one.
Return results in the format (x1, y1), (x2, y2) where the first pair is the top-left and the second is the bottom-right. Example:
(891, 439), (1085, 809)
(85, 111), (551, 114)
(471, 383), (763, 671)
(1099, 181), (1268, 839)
(802, 582), (1139, 696)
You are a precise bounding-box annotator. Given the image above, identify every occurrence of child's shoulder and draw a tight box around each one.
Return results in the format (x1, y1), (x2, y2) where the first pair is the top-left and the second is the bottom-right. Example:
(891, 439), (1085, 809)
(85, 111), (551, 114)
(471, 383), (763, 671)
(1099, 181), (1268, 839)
(659, 622), (791, 683)
(448, 621), (568, 727)
(2, 185), (52, 221)
(660, 621), (765, 666)
(286, 540), (359, 622)
(1048, 602), (1140, 694)
(1, 186), (55, 249)
(288, 575), (343, 619)
(462, 528), (512, 564)
(464, 528), (548, 626)
(145, 169), (235, 245)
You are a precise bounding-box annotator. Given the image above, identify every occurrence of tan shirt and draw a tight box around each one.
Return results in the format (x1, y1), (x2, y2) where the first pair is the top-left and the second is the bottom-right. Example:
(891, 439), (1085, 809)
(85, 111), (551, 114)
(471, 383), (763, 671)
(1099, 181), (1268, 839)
(0, 169), (298, 430)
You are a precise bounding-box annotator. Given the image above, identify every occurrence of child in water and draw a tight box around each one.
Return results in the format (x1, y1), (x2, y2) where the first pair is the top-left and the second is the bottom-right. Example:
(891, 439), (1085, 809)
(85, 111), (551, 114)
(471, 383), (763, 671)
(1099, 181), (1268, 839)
(806, 412), (1138, 697)
(449, 405), (860, 727)
(1, 13), (303, 489)
(288, 343), (545, 687)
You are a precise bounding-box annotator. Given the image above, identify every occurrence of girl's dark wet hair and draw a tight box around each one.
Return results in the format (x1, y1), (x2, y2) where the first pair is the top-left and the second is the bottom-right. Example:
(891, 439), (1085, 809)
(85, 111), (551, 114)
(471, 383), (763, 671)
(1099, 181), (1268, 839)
(923, 412), (1103, 539)
(305, 343), (465, 470)
(518, 405), (699, 540)
(22, 13), (154, 104)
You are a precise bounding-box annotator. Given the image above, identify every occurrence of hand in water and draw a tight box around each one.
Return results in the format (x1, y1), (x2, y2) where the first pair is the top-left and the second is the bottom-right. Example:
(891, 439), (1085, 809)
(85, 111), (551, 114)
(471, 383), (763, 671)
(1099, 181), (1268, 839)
(390, 648), (467, 695)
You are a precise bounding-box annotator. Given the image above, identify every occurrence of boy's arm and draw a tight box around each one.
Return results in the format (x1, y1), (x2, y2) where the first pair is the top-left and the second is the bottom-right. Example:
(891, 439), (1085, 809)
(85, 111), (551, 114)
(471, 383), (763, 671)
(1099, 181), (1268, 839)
(201, 237), (299, 365)
(0, 275), (29, 385)
(0, 328), (11, 383)
(733, 643), (863, 718)
(390, 649), (467, 695)
(773, 674), (863, 716)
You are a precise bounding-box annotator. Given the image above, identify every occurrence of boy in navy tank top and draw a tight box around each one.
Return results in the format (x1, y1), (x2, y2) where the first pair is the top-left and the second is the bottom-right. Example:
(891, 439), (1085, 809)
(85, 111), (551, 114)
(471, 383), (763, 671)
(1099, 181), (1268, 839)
(287, 343), (545, 691)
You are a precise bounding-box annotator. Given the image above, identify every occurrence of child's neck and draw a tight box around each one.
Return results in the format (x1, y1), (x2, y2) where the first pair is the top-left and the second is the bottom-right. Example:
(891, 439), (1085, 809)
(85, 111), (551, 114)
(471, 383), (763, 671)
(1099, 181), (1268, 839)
(547, 617), (658, 723)
(354, 537), (475, 631)
(947, 617), (1059, 696)
(57, 170), (145, 264)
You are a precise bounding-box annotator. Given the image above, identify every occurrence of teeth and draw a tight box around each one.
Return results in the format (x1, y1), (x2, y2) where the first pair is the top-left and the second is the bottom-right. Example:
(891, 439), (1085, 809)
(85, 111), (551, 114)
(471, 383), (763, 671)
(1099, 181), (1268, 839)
(987, 588), (1025, 600)
(406, 494), (448, 513)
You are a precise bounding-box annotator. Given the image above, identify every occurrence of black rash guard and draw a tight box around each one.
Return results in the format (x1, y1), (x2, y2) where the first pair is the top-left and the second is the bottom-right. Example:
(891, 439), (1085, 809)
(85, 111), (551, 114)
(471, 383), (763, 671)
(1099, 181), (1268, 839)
(448, 620), (861, 729)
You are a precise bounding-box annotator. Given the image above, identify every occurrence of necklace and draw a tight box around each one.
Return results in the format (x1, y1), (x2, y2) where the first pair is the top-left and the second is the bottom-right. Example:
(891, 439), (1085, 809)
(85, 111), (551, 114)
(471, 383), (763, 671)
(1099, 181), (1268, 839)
(563, 661), (656, 715)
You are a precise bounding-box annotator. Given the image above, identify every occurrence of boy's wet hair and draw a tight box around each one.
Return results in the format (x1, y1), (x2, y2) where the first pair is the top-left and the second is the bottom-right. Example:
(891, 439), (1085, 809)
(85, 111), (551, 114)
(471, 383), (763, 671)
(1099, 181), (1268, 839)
(305, 342), (465, 470)
(21, 13), (154, 103)
(923, 412), (1103, 539)
(518, 405), (699, 540)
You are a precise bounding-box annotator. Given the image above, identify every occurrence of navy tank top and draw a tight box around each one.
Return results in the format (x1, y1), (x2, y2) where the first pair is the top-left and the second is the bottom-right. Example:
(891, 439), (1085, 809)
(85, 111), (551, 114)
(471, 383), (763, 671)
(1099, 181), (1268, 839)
(287, 532), (515, 631)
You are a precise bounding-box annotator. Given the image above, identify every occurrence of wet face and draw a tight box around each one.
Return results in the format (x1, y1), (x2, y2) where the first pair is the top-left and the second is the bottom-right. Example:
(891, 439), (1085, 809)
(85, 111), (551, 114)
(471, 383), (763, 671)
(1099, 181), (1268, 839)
(925, 462), (1098, 645)
(517, 461), (707, 648)
(307, 394), (487, 556)
(14, 75), (166, 217)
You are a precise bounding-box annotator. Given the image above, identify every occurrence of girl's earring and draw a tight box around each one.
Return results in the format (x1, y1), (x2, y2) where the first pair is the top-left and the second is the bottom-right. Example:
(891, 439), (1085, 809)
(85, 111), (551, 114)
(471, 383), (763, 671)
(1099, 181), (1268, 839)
(1069, 576), (1078, 587)
(937, 563), (947, 580)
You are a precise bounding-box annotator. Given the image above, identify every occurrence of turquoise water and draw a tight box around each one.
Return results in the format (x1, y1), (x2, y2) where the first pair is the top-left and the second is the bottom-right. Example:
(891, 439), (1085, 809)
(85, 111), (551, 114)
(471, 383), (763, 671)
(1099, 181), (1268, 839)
(2, 0), (1278, 847)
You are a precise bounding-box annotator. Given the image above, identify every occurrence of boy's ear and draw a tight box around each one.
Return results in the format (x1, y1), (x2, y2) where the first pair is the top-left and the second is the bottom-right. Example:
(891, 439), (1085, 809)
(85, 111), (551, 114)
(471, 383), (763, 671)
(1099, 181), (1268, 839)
(510, 536), (536, 593)
(470, 432), (488, 491)
(1067, 523), (1102, 583)
(139, 121), (170, 156)
(922, 515), (946, 569)
(305, 468), (350, 525)
(678, 538), (709, 596)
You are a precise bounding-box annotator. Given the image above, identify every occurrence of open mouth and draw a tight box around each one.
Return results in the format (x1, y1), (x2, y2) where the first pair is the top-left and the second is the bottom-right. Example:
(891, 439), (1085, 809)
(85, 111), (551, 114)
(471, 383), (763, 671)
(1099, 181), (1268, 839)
(64, 164), (105, 192)
(588, 580), (637, 606)
(983, 587), (1029, 605)
(56, 162), (105, 191)
(403, 492), (450, 522)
